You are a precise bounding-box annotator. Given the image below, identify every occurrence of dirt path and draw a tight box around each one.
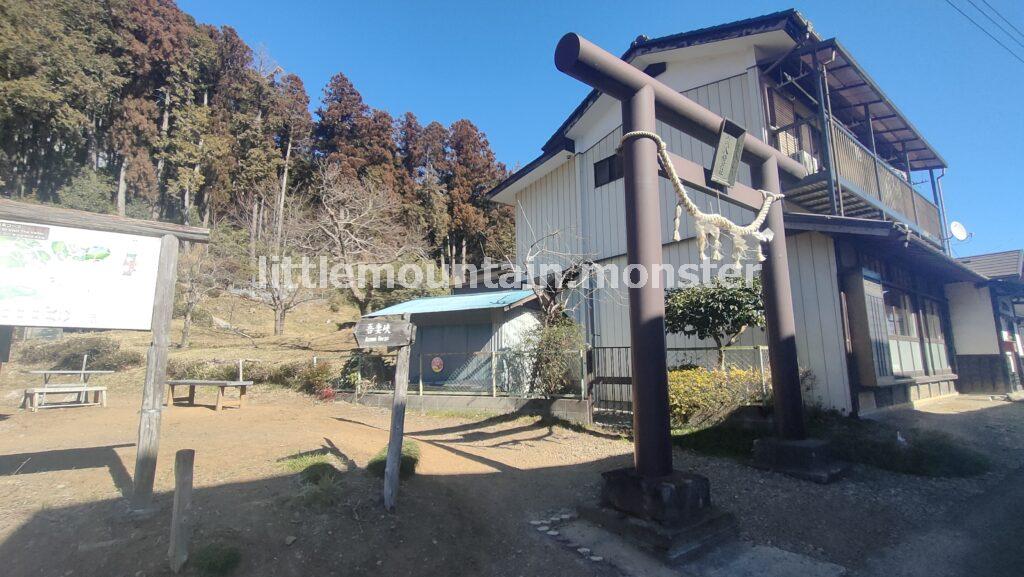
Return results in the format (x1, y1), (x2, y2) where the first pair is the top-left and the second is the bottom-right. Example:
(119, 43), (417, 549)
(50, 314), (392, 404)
(0, 384), (632, 577)
(2, 381), (1023, 577)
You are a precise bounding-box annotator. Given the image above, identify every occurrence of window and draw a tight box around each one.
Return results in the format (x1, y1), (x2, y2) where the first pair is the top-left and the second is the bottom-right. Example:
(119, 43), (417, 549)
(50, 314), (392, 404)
(866, 254), (954, 379)
(884, 288), (916, 338)
(593, 154), (623, 188)
(921, 299), (951, 374)
(884, 287), (923, 377)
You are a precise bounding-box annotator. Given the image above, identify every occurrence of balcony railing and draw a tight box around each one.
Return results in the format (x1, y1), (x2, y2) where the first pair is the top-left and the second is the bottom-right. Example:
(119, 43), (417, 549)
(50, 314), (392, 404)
(828, 120), (942, 242)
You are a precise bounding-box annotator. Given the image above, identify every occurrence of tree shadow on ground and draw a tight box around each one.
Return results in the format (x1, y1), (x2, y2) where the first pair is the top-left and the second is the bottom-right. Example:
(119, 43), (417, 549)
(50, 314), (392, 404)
(0, 443), (134, 497)
(0, 449), (628, 577)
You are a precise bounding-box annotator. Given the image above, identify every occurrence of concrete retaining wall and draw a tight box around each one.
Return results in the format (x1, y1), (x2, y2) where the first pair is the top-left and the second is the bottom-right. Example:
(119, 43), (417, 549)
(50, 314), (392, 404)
(337, 392), (593, 425)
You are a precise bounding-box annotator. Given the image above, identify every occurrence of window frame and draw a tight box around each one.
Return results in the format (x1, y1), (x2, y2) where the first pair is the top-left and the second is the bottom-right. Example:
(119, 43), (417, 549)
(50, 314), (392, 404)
(593, 154), (623, 188)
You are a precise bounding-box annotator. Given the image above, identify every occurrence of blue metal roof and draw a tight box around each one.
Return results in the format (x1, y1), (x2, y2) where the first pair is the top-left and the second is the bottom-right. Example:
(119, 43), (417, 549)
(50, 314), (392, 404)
(364, 289), (535, 317)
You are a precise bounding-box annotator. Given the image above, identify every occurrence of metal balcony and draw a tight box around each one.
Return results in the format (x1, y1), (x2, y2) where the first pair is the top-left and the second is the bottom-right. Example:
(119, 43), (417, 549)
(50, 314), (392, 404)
(782, 119), (943, 245)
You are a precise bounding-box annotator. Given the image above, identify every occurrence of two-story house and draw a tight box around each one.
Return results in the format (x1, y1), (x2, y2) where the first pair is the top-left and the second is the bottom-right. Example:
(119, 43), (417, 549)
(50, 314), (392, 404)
(487, 10), (985, 415)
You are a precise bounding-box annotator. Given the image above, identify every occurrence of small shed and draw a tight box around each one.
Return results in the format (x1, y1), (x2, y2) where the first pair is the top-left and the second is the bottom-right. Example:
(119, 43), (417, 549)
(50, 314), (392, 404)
(364, 289), (540, 392)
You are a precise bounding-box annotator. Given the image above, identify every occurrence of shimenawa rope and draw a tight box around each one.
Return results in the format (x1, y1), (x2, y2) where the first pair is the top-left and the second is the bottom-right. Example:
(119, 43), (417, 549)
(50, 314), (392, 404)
(619, 130), (783, 264)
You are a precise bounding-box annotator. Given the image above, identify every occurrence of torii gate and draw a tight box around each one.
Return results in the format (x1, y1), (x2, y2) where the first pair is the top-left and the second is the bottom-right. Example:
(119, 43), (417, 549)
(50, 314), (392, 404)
(554, 34), (841, 522)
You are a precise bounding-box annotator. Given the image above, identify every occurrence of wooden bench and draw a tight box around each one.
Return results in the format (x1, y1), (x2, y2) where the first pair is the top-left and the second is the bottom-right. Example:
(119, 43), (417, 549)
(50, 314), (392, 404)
(23, 386), (107, 412)
(166, 380), (253, 411)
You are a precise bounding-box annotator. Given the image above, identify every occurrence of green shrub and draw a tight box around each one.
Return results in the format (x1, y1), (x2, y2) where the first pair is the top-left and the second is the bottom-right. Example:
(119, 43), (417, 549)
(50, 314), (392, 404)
(18, 335), (143, 370)
(340, 352), (393, 391)
(165, 358), (341, 398)
(166, 359), (239, 381)
(296, 360), (334, 395)
(506, 320), (585, 397)
(234, 361), (273, 384)
(273, 361), (308, 385)
(667, 367), (762, 429)
(192, 543), (241, 576)
(55, 169), (114, 214)
(366, 441), (420, 479)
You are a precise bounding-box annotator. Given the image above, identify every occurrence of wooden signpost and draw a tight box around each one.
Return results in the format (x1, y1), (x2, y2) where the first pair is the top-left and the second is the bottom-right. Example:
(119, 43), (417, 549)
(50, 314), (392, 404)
(353, 318), (413, 349)
(0, 201), (208, 514)
(130, 234), (179, 513)
(355, 315), (415, 511)
(0, 326), (11, 376)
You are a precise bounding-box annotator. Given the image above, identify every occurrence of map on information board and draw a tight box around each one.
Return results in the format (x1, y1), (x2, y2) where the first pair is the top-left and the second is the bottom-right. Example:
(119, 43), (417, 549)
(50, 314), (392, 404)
(0, 219), (162, 330)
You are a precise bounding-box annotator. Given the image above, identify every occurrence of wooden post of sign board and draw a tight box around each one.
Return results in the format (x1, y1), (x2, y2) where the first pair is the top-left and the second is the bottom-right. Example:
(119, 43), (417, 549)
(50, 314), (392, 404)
(383, 314), (415, 511)
(130, 234), (179, 513)
(0, 325), (12, 377)
(168, 449), (195, 573)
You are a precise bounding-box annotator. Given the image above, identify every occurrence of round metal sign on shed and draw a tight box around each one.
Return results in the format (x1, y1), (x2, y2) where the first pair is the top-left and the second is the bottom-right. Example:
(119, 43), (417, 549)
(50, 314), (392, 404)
(430, 356), (444, 373)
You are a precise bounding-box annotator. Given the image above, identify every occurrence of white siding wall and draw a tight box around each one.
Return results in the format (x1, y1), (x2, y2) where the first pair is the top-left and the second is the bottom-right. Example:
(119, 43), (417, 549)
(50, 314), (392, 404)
(786, 232), (851, 413)
(588, 245), (765, 349)
(499, 307), (542, 350)
(514, 158), (581, 266)
(588, 232), (850, 412)
(511, 65), (852, 411)
(577, 72), (765, 261)
(945, 282), (999, 355)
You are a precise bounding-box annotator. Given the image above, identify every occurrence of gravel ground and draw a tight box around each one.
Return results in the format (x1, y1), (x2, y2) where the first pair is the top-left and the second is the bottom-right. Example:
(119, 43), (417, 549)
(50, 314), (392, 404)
(675, 395), (1024, 571)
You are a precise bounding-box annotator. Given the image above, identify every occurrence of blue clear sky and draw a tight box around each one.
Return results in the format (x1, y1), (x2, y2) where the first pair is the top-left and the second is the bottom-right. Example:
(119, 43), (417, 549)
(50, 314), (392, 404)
(179, 0), (1023, 257)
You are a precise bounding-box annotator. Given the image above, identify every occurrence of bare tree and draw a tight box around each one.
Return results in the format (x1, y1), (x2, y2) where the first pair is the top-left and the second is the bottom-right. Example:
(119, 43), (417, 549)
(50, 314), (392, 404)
(511, 205), (605, 327)
(301, 161), (427, 315)
(229, 199), (322, 336)
(176, 243), (224, 348)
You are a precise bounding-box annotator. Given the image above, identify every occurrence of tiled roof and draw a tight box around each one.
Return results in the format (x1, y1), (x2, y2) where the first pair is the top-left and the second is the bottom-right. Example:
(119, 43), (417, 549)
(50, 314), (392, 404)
(957, 250), (1024, 280)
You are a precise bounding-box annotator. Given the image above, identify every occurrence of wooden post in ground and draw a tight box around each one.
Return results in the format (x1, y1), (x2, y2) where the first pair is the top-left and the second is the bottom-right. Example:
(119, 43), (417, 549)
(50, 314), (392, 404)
(130, 234), (179, 512)
(168, 449), (195, 573)
(0, 325), (12, 377)
(383, 314), (415, 511)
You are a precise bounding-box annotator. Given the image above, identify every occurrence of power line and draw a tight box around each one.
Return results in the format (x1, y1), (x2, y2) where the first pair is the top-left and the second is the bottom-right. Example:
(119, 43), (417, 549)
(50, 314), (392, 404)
(980, 0), (1024, 43)
(967, 0), (1024, 50)
(945, 0), (1024, 65)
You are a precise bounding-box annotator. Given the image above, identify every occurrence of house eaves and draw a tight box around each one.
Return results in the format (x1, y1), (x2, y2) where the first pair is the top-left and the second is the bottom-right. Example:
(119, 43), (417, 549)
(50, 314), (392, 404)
(786, 213), (986, 283)
(488, 138), (574, 205)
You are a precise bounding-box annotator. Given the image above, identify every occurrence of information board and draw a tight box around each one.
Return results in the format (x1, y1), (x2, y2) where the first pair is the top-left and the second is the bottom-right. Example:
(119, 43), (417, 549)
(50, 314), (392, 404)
(0, 219), (162, 330)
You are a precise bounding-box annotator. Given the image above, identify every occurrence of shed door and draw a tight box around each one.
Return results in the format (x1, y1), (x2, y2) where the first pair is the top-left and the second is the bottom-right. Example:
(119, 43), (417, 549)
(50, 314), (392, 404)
(414, 323), (492, 389)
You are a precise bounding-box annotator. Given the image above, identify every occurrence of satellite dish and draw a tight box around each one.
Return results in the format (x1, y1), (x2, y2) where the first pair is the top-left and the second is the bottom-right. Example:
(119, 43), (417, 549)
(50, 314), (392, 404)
(949, 221), (970, 242)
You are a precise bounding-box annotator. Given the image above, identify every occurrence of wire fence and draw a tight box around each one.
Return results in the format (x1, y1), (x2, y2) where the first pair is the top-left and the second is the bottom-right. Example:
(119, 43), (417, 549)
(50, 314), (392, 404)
(192, 346), (770, 414)
(589, 345), (771, 417)
(339, 350), (586, 398)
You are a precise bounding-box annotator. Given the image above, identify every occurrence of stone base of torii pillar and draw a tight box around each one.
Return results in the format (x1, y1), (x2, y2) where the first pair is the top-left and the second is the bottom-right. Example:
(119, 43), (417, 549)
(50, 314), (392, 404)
(581, 467), (736, 564)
